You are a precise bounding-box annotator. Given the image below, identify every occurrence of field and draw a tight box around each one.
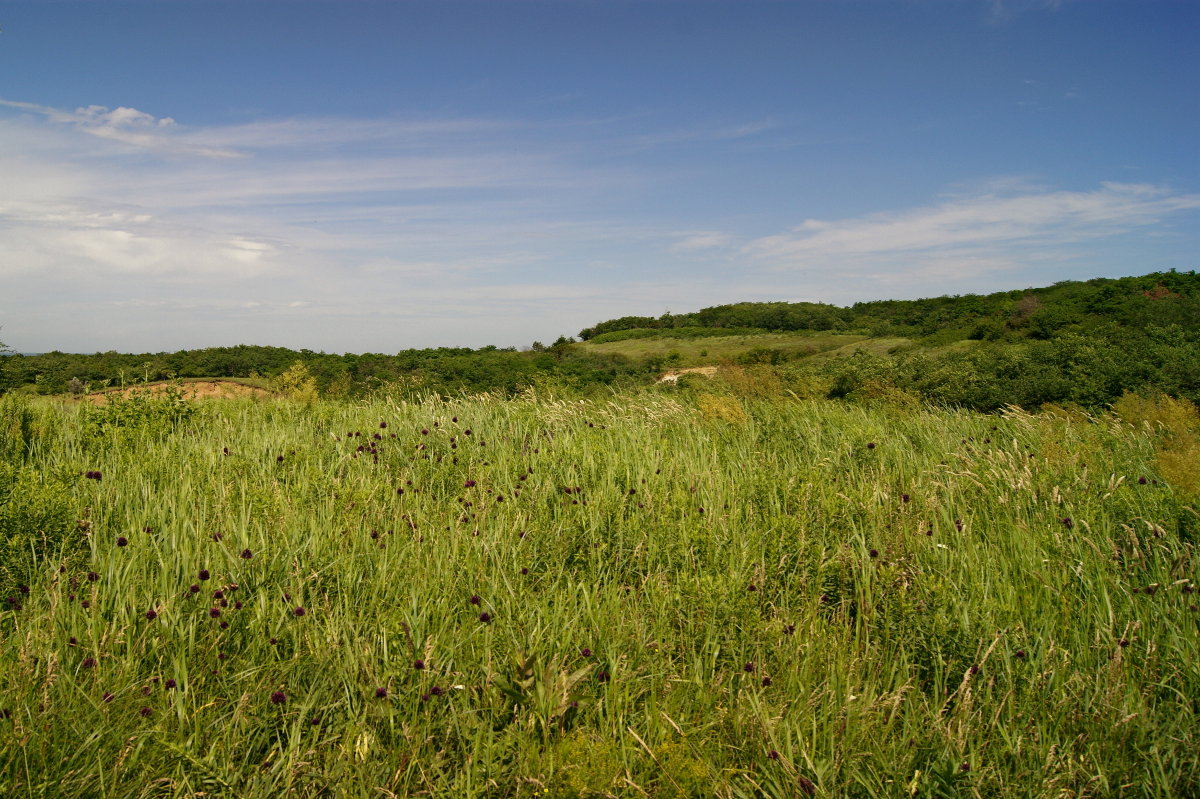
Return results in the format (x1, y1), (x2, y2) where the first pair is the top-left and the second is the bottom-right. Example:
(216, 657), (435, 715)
(1, 384), (1198, 798)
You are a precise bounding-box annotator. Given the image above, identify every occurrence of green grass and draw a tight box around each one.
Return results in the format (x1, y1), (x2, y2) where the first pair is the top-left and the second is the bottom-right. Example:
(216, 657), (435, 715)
(580, 331), (869, 366)
(0, 388), (1197, 797)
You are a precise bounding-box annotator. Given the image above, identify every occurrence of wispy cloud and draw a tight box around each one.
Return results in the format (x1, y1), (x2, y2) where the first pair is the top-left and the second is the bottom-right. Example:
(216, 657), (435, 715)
(745, 183), (1200, 266)
(0, 98), (244, 158)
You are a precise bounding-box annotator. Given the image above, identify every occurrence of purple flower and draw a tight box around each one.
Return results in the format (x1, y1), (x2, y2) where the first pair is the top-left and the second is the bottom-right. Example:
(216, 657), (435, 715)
(743, 662), (755, 673)
(768, 750), (780, 760)
(270, 691), (287, 704)
(374, 687), (388, 699)
(209, 608), (221, 618)
(138, 706), (152, 717)
(198, 569), (210, 581)
(413, 659), (425, 670)
(240, 548), (253, 559)
(293, 607), (306, 617)
(478, 611), (492, 623)
(188, 584), (200, 595)
(429, 686), (444, 696)
(87, 571), (99, 582)
(464, 480), (476, 488)
(866, 442), (876, 450)
(145, 609), (158, 621)
(116, 536), (128, 547)
(103, 692), (114, 703)
(165, 679), (176, 689)
(761, 676), (772, 687)
(580, 647), (592, 658)
(469, 595), (481, 606)
(82, 657), (97, 669)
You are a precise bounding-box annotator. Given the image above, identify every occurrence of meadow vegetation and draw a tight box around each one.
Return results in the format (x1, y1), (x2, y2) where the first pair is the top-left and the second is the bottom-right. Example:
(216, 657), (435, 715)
(1, 371), (1198, 797)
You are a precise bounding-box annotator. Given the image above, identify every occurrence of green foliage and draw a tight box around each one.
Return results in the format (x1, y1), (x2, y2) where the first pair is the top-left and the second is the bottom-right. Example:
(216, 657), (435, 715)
(80, 387), (198, 439)
(0, 461), (79, 596)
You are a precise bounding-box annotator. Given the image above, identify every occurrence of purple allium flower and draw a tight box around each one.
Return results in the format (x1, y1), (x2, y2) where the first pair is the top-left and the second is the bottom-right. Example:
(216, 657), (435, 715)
(269, 638), (278, 645)
(138, 706), (152, 717)
(80, 600), (91, 609)
(580, 647), (592, 658)
(429, 686), (444, 696)
(188, 584), (200, 595)
(596, 670), (610, 683)
(954, 519), (964, 532)
(270, 691), (287, 705)
(1138, 476), (1148, 485)
(165, 679), (176, 689)
(87, 571), (99, 582)
(469, 595), (481, 606)
(768, 750), (780, 760)
(212, 532), (224, 541)
(901, 494), (910, 503)
(68, 636), (78, 646)
(960, 762), (971, 773)
(464, 479), (476, 488)
(374, 687), (388, 699)
(213, 589), (224, 600)
(240, 548), (253, 559)
(743, 662), (755, 673)
(18, 585), (29, 595)
(747, 583), (757, 592)
(293, 607), (306, 617)
(198, 569), (210, 581)
(234, 600), (243, 610)
(413, 659), (425, 670)
(145, 609), (158, 621)
(969, 665), (980, 675)
(478, 612), (492, 623)
(1061, 517), (1074, 529)
(222, 447), (229, 455)
(520, 567), (529, 575)
(798, 776), (816, 796)
(116, 537), (128, 547)
(1015, 649), (1027, 659)
(420, 429), (429, 435)
(82, 657), (97, 669)
(761, 676), (772, 687)
(866, 442), (876, 449)
(783, 624), (795, 635)
(219, 621), (229, 629)
(869, 549), (879, 559)
(1118, 638), (1129, 647)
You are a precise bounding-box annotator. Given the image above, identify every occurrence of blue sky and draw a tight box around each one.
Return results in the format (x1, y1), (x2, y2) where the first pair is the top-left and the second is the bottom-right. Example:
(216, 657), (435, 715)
(0, 0), (1196, 353)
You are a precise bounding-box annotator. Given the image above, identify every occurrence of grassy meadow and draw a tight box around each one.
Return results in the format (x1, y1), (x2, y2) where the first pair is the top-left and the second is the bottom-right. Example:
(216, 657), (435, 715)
(1, 379), (1198, 798)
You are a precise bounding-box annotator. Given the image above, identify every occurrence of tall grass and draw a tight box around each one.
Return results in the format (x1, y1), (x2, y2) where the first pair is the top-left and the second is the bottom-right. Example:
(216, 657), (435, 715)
(0, 389), (1196, 797)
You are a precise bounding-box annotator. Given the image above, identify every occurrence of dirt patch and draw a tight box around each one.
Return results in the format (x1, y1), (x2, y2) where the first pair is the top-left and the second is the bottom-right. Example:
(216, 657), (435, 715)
(86, 380), (274, 404)
(658, 366), (720, 383)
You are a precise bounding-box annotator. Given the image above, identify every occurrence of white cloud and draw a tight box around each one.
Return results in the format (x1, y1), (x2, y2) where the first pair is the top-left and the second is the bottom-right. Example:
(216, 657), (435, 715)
(745, 183), (1200, 266)
(0, 98), (242, 157)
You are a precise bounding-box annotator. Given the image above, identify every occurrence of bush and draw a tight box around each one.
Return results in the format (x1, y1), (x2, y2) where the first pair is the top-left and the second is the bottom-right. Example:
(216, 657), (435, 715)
(0, 462), (79, 595)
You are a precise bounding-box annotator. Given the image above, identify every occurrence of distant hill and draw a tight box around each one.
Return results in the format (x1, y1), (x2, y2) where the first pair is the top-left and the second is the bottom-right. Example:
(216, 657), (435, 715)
(578, 270), (1200, 342)
(2, 270), (1197, 411)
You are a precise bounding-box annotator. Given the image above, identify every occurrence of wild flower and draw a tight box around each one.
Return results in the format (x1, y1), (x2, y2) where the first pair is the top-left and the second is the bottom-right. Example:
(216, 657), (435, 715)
(478, 612), (492, 623)
(198, 570), (210, 581)
(145, 609), (158, 620)
(270, 691), (287, 704)
(240, 549), (253, 559)
(293, 607), (306, 617)
(375, 687), (388, 699)
(413, 659), (425, 670)
(116, 537), (128, 547)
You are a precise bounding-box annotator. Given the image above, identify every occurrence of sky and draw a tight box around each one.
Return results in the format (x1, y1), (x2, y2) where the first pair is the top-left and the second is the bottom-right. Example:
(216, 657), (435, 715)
(0, 0), (1197, 354)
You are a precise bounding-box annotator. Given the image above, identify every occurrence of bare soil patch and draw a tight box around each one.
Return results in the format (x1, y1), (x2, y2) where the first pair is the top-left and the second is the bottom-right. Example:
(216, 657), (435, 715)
(85, 379), (273, 404)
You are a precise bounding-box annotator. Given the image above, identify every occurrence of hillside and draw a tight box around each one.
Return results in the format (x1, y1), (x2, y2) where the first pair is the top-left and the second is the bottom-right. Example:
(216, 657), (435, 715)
(2, 270), (1198, 411)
